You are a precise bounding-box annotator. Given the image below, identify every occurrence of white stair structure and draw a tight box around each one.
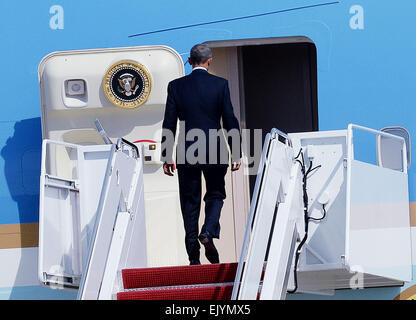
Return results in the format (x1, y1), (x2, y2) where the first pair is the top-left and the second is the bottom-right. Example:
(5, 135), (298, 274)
(233, 124), (412, 299)
(38, 131), (147, 299)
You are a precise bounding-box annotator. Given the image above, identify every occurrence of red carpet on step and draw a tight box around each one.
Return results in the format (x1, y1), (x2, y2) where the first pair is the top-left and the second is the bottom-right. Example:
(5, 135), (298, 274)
(122, 262), (238, 289)
(117, 284), (234, 300)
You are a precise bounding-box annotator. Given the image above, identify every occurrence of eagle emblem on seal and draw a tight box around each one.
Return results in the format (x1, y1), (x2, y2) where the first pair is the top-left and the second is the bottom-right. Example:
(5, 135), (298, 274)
(118, 73), (139, 97)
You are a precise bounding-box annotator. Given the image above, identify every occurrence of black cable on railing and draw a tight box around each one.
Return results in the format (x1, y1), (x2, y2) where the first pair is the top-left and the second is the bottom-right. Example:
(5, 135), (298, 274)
(287, 149), (324, 294)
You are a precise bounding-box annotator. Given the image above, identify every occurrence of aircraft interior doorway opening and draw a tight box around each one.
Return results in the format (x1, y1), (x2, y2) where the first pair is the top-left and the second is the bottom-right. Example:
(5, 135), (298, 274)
(204, 36), (318, 263)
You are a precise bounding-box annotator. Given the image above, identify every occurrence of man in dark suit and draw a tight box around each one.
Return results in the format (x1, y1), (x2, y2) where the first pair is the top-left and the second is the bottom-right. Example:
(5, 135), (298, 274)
(161, 43), (242, 265)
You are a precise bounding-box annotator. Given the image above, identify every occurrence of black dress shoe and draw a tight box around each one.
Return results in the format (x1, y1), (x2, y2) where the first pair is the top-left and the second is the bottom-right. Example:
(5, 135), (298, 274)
(198, 234), (219, 264)
(190, 260), (201, 265)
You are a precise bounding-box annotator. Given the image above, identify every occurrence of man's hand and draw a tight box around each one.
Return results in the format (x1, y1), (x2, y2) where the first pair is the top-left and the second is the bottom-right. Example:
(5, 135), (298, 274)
(163, 162), (175, 176)
(231, 160), (242, 172)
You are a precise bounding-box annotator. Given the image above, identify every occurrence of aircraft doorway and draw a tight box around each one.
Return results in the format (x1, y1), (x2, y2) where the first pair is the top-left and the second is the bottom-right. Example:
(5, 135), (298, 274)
(240, 40), (318, 194)
(204, 37), (318, 263)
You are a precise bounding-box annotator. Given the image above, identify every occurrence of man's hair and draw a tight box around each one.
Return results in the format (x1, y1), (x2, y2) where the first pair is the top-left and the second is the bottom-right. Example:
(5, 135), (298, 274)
(189, 44), (212, 65)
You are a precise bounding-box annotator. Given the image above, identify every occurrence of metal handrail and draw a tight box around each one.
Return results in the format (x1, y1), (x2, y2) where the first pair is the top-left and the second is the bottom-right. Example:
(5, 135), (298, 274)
(347, 124), (407, 174)
(271, 128), (292, 146)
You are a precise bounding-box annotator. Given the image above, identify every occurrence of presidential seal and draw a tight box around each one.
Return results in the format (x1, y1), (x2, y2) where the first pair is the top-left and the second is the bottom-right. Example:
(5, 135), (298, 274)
(103, 60), (152, 109)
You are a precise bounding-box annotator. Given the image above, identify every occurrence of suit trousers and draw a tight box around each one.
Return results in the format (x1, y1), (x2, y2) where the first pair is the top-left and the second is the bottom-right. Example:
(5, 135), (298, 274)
(177, 164), (228, 262)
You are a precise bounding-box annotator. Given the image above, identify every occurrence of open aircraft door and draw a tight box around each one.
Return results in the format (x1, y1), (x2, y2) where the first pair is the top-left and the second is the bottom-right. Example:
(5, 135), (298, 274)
(37, 45), (187, 298)
(37, 45), (186, 268)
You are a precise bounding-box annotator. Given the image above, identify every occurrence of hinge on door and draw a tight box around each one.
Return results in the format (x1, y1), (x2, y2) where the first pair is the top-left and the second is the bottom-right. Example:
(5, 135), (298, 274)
(343, 158), (348, 168)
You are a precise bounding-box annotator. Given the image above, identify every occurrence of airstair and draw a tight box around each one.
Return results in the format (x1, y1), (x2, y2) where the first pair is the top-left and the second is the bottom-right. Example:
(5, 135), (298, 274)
(232, 124), (412, 299)
(39, 121), (147, 299)
(38, 122), (412, 300)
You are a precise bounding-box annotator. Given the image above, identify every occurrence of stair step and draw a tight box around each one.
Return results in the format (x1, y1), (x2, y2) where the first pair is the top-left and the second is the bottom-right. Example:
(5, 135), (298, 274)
(122, 262), (238, 290)
(117, 283), (234, 300)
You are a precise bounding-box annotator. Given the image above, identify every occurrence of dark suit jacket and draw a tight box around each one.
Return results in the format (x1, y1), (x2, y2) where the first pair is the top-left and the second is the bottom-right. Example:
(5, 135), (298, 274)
(161, 69), (241, 166)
